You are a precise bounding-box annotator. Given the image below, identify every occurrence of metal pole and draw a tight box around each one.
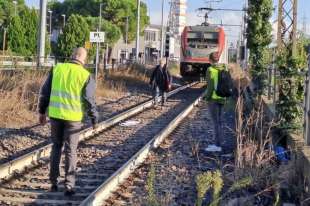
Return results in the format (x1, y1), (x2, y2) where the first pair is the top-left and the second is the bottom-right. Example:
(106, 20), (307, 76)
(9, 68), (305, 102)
(292, 0), (298, 57)
(62, 14), (66, 28)
(96, 3), (103, 84)
(267, 66), (272, 100)
(105, 43), (109, 68)
(48, 10), (52, 57)
(2, 28), (6, 55)
(99, 4), (102, 31)
(304, 57), (310, 145)
(125, 16), (129, 60)
(272, 51), (277, 104)
(49, 11), (52, 35)
(13, 1), (17, 16)
(160, 0), (165, 59)
(135, 0), (141, 61)
(277, 0), (283, 52)
(38, 0), (47, 67)
(99, 3), (102, 72)
(96, 41), (99, 85)
(243, 0), (248, 70)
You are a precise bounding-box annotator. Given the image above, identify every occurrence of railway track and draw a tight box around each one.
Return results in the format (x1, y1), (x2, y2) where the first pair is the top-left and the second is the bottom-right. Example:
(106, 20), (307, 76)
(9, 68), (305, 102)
(0, 94), (150, 165)
(0, 83), (205, 206)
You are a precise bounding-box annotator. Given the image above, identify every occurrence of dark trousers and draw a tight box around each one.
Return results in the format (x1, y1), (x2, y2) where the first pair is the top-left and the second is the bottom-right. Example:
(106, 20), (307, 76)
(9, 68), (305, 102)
(153, 86), (167, 105)
(50, 118), (82, 189)
(208, 102), (223, 146)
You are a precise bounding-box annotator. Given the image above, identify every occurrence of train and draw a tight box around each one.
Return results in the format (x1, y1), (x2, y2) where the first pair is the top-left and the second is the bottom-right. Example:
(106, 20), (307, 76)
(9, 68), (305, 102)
(180, 25), (228, 80)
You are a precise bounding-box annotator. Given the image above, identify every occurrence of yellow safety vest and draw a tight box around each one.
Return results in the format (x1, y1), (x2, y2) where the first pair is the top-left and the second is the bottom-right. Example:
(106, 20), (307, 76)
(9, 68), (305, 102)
(48, 63), (90, 121)
(209, 66), (225, 101)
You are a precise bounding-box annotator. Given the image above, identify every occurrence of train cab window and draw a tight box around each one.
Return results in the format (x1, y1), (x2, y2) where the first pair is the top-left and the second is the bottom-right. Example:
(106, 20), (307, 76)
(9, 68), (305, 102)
(187, 31), (218, 49)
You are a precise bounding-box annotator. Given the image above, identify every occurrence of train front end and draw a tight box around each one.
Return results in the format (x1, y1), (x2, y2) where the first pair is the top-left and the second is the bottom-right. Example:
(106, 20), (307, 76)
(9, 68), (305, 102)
(180, 25), (226, 81)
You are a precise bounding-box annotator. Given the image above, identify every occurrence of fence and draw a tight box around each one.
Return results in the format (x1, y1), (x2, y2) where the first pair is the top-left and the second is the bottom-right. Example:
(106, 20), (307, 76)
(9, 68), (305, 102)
(266, 54), (280, 105)
(0, 55), (121, 71)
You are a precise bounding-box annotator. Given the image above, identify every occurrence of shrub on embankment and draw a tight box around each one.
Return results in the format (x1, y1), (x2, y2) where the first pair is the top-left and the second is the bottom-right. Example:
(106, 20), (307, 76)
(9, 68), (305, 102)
(192, 66), (303, 205)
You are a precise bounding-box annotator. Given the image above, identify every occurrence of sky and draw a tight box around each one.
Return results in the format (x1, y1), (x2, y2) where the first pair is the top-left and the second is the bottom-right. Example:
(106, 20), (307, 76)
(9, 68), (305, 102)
(26, 0), (310, 44)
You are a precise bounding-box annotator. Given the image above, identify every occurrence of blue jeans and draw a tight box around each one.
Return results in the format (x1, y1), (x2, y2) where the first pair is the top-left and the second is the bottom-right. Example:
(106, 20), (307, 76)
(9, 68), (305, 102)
(153, 86), (167, 105)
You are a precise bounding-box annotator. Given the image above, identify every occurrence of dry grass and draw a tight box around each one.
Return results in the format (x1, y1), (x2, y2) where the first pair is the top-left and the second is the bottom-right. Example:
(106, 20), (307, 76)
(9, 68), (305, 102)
(0, 64), (151, 128)
(96, 65), (150, 99)
(229, 93), (300, 204)
(228, 63), (250, 91)
(107, 64), (150, 84)
(235, 97), (275, 169)
(96, 76), (126, 99)
(0, 71), (46, 128)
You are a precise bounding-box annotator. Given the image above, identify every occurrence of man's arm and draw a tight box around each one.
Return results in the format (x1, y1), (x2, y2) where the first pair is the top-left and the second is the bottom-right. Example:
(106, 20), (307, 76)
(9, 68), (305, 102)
(38, 72), (52, 115)
(82, 75), (98, 126)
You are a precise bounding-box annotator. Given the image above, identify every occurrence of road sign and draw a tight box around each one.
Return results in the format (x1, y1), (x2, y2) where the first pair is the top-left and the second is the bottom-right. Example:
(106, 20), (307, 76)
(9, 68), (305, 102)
(85, 41), (92, 50)
(90, 32), (105, 43)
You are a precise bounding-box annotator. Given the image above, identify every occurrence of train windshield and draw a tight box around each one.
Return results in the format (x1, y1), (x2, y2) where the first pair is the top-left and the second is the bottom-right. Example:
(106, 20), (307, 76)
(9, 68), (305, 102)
(185, 31), (219, 57)
(187, 32), (218, 48)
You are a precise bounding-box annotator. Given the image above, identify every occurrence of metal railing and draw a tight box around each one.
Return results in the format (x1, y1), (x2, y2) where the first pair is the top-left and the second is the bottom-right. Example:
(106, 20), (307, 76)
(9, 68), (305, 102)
(0, 55), (127, 71)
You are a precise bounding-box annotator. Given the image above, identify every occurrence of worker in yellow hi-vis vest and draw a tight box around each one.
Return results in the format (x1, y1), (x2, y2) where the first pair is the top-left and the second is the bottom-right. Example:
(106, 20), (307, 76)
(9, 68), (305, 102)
(38, 47), (98, 196)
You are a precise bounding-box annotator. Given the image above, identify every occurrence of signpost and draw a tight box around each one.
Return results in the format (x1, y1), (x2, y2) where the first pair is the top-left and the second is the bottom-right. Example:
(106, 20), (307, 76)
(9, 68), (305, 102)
(90, 31), (105, 86)
(90, 32), (105, 43)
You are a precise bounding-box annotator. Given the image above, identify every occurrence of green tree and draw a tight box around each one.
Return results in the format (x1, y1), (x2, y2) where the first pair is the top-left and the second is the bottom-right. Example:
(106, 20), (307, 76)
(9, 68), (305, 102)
(0, 0), (26, 26)
(20, 8), (38, 56)
(101, 0), (149, 42)
(0, 0), (27, 51)
(7, 15), (27, 55)
(276, 34), (308, 130)
(247, 0), (273, 95)
(49, 0), (149, 44)
(56, 14), (90, 60)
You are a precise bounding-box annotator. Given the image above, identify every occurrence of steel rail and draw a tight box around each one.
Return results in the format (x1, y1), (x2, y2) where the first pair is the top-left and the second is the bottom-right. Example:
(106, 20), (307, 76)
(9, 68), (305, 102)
(0, 82), (197, 181)
(80, 90), (206, 206)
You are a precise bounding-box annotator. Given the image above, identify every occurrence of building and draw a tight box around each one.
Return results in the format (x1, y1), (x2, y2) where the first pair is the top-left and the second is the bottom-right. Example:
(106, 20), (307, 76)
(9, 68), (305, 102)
(175, 0), (187, 36)
(111, 25), (166, 64)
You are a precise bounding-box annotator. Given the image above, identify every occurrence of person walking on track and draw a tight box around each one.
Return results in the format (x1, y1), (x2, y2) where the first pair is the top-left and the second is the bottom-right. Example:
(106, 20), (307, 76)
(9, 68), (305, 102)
(38, 47), (98, 196)
(150, 58), (172, 106)
(205, 53), (231, 153)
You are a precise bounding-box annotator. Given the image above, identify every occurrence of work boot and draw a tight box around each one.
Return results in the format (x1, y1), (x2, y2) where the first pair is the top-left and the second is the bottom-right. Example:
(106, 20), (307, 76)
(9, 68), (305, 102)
(64, 186), (75, 196)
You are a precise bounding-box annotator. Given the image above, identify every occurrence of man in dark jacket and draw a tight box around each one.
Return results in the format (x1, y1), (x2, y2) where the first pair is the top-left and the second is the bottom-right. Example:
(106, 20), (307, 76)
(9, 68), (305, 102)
(150, 58), (172, 106)
(38, 47), (98, 196)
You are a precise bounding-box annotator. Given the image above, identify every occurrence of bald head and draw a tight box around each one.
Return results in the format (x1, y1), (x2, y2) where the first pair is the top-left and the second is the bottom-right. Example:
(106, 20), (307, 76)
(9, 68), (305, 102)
(72, 47), (87, 65)
(159, 58), (166, 67)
